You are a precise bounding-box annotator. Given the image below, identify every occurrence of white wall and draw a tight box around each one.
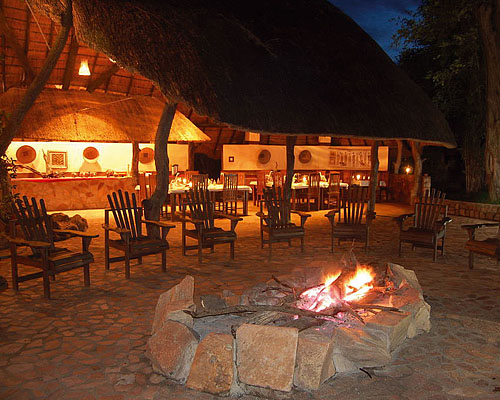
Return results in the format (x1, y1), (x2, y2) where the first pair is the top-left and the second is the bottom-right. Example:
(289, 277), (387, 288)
(222, 144), (287, 171)
(223, 144), (389, 171)
(7, 141), (189, 173)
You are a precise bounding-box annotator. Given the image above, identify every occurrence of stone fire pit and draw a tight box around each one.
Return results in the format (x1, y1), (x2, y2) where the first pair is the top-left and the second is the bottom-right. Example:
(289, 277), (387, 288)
(146, 262), (431, 397)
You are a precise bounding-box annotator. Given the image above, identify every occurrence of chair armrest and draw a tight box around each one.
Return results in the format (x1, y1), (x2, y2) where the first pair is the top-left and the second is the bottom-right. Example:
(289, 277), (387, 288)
(325, 210), (340, 219)
(461, 222), (499, 231)
(1, 234), (51, 248)
(394, 213), (414, 223)
(53, 229), (99, 238)
(433, 217), (452, 232)
(141, 219), (176, 229)
(213, 212), (243, 222)
(256, 212), (268, 219)
(179, 216), (205, 225)
(461, 222), (498, 239)
(102, 224), (131, 234)
(291, 210), (311, 227)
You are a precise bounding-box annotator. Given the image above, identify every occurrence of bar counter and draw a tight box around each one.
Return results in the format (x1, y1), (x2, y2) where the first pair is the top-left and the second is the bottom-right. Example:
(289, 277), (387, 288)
(13, 176), (136, 211)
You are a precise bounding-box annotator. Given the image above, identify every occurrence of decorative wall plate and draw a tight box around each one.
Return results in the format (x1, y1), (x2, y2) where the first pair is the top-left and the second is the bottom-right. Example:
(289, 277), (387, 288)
(16, 145), (36, 164)
(139, 148), (155, 164)
(257, 149), (271, 164)
(83, 146), (99, 162)
(299, 150), (312, 164)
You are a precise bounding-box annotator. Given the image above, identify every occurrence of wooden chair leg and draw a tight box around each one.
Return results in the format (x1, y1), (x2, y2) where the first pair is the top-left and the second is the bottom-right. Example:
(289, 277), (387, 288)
(182, 233), (187, 256)
(43, 269), (51, 299)
(105, 237), (110, 271)
(468, 251), (474, 269)
(441, 237), (446, 255)
(433, 240), (438, 262)
(124, 248), (131, 279)
(161, 250), (167, 272)
(198, 243), (203, 263)
(230, 241), (235, 259)
(83, 265), (90, 286)
(10, 245), (19, 292)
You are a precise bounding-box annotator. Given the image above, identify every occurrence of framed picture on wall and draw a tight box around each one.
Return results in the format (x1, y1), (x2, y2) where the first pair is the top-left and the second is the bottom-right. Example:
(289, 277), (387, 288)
(47, 151), (68, 169)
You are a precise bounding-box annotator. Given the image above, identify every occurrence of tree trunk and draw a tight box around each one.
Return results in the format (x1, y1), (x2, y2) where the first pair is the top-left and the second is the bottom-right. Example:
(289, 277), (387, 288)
(131, 141), (140, 186)
(0, 1), (73, 155)
(284, 135), (297, 201)
(463, 137), (484, 193)
(410, 141), (422, 203)
(143, 102), (176, 237)
(478, 1), (500, 201)
(368, 141), (379, 217)
(393, 140), (403, 174)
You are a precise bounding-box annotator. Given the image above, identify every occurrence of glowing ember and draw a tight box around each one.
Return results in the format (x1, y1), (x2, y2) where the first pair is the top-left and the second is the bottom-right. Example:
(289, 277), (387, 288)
(299, 266), (375, 312)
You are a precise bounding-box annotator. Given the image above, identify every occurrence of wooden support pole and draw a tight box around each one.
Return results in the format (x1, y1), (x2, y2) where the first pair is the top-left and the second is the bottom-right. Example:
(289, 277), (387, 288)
(131, 141), (140, 186)
(87, 63), (119, 93)
(143, 102), (176, 237)
(368, 141), (380, 217)
(393, 140), (403, 174)
(0, 1), (72, 155)
(188, 142), (196, 171)
(62, 30), (78, 90)
(410, 141), (423, 203)
(284, 135), (297, 201)
(0, 8), (35, 83)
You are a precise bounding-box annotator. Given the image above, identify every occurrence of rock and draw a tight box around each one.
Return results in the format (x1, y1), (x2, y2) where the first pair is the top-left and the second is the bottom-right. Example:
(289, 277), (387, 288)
(199, 294), (227, 310)
(406, 301), (431, 338)
(294, 329), (336, 390)
(146, 320), (199, 383)
(332, 326), (391, 372)
(152, 276), (195, 334)
(365, 311), (412, 351)
(51, 213), (88, 232)
(386, 263), (422, 293)
(186, 333), (234, 395)
(389, 284), (431, 338)
(236, 324), (298, 392)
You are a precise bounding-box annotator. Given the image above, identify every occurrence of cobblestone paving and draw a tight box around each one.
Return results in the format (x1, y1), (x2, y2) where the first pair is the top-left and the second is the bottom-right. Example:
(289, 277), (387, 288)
(1, 203), (499, 399)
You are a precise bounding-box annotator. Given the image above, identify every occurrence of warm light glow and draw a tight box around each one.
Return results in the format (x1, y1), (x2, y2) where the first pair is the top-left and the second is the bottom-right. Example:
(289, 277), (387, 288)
(78, 59), (91, 76)
(405, 166), (412, 174)
(299, 265), (375, 312)
(302, 176), (307, 184)
(356, 174), (361, 180)
(182, 178), (187, 184)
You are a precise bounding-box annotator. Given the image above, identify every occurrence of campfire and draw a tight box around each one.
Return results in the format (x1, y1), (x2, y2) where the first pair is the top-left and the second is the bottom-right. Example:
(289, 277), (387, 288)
(146, 256), (431, 396)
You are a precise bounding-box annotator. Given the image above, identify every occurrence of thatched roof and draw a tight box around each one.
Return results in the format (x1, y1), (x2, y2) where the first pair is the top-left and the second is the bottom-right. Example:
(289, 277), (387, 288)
(28, 0), (456, 148)
(0, 88), (210, 143)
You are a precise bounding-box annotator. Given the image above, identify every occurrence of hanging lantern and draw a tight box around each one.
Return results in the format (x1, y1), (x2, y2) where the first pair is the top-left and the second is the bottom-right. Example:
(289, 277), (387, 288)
(78, 59), (91, 76)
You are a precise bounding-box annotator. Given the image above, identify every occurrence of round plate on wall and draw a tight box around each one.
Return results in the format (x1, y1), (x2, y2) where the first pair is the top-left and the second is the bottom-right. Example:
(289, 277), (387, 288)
(139, 148), (155, 164)
(16, 145), (36, 164)
(299, 150), (312, 164)
(257, 149), (271, 164)
(83, 146), (99, 162)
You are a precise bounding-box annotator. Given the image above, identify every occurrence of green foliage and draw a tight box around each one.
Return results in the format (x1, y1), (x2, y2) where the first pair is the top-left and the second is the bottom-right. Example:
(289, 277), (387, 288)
(393, 0), (486, 194)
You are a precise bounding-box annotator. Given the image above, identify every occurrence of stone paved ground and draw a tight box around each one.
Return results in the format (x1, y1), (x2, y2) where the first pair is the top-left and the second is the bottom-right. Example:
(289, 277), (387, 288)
(1, 203), (500, 399)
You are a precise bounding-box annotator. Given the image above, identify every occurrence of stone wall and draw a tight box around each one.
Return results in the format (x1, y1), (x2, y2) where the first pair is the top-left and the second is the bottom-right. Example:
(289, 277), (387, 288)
(444, 199), (500, 222)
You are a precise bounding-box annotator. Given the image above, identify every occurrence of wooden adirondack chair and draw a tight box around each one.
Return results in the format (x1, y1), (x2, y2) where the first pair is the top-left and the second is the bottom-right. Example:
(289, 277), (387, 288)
(181, 189), (242, 263)
(103, 190), (175, 278)
(461, 222), (500, 269)
(395, 189), (452, 262)
(7, 196), (98, 299)
(325, 186), (373, 253)
(257, 187), (311, 259)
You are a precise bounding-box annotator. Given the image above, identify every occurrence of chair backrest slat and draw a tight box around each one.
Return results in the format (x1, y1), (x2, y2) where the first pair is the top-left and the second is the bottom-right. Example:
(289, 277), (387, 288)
(223, 174), (238, 202)
(338, 186), (367, 225)
(414, 189), (446, 230)
(11, 197), (55, 249)
(263, 187), (292, 228)
(107, 190), (141, 239)
(192, 174), (209, 191)
(308, 173), (321, 197)
(185, 189), (215, 230)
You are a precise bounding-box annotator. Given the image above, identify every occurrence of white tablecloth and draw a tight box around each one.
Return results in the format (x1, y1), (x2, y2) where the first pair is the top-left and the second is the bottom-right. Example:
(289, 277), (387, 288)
(169, 184), (252, 194)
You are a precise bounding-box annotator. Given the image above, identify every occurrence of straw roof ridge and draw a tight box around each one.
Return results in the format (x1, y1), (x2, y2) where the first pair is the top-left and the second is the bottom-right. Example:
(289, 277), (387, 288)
(29, 0), (456, 147)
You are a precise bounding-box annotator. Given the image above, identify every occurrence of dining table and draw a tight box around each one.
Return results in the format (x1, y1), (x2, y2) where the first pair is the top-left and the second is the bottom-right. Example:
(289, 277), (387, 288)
(168, 183), (252, 220)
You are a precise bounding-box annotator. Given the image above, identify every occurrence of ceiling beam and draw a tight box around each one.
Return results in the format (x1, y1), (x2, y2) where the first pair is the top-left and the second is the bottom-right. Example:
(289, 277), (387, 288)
(126, 74), (134, 95)
(229, 129), (236, 143)
(86, 63), (119, 93)
(0, 8), (35, 83)
(23, 4), (31, 54)
(62, 31), (79, 90)
(213, 127), (223, 156)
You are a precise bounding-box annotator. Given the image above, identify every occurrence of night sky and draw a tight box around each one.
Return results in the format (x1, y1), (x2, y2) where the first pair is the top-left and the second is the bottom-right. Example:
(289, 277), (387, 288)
(332, 0), (421, 60)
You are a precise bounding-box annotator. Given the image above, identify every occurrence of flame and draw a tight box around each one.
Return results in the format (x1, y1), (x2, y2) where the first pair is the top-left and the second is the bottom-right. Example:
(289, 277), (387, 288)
(299, 266), (375, 312)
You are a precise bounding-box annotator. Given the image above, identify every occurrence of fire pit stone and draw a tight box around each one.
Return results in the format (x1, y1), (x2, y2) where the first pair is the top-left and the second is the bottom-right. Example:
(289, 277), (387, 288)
(146, 262), (432, 396)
